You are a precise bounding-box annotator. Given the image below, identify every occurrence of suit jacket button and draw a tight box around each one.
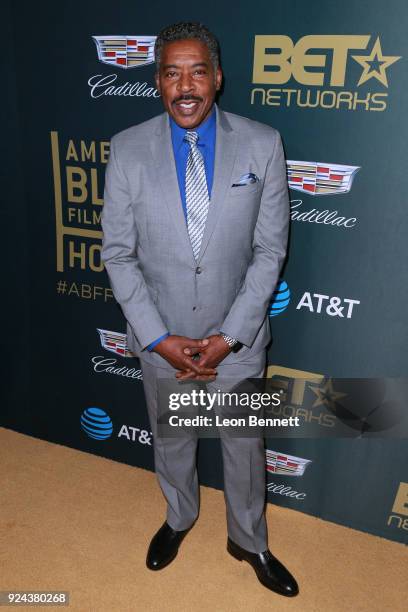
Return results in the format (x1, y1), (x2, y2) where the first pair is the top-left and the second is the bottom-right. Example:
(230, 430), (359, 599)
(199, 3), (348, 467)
(192, 306), (196, 311)
(195, 266), (202, 274)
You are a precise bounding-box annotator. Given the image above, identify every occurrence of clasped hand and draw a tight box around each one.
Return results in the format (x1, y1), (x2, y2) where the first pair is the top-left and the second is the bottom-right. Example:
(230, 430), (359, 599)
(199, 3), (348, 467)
(153, 334), (231, 381)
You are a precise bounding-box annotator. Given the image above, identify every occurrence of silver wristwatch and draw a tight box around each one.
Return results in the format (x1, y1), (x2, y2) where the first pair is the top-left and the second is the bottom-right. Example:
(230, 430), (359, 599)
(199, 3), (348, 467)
(220, 333), (238, 349)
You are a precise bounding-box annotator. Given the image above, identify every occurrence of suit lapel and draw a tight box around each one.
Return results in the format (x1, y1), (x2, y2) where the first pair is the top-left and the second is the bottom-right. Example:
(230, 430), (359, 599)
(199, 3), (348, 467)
(197, 106), (238, 263)
(151, 112), (197, 265)
(151, 106), (238, 265)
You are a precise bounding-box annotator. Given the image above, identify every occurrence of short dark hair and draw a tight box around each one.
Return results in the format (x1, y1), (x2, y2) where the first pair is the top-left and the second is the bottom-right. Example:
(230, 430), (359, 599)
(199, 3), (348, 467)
(154, 22), (220, 73)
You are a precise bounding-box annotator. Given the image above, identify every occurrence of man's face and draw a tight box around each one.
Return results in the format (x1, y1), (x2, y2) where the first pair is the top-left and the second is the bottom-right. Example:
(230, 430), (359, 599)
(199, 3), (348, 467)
(155, 39), (222, 129)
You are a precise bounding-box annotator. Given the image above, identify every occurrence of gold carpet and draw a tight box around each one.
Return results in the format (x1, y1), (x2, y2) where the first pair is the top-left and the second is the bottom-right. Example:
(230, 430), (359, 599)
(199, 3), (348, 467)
(1, 427), (406, 612)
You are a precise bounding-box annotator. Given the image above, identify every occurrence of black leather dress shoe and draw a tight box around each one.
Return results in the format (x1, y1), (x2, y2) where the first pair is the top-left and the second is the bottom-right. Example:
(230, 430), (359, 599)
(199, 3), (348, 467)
(227, 538), (299, 596)
(146, 522), (191, 570)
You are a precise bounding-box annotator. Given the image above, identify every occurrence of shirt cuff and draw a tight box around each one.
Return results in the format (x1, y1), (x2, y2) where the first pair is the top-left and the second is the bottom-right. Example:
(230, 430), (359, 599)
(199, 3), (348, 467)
(146, 332), (170, 352)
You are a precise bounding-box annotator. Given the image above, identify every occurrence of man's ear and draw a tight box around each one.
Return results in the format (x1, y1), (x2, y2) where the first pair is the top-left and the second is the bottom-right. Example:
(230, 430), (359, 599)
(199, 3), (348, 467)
(154, 72), (161, 94)
(215, 66), (223, 91)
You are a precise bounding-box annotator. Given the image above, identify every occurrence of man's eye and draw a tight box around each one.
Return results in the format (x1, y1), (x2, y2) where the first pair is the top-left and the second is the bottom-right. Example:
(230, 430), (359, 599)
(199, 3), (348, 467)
(166, 71), (177, 77)
(194, 70), (206, 75)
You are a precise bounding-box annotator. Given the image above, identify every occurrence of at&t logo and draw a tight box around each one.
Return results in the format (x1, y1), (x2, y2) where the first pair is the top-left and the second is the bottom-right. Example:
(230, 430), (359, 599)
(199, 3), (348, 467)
(80, 407), (113, 440)
(268, 280), (291, 317)
(296, 292), (360, 318)
(80, 406), (152, 446)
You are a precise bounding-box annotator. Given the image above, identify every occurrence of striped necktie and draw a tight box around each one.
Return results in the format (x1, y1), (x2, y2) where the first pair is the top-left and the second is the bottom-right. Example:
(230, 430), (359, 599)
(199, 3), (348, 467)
(184, 130), (210, 260)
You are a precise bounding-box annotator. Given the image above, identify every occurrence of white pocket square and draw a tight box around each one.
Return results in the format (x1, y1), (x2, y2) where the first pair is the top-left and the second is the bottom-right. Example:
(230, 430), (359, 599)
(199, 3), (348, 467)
(232, 172), (260, 187)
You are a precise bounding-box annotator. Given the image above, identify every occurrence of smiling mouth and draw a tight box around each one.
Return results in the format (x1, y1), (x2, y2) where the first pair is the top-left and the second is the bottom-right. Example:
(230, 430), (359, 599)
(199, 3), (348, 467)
(173, 98), (203, 113)
(178, 101), (198, 109)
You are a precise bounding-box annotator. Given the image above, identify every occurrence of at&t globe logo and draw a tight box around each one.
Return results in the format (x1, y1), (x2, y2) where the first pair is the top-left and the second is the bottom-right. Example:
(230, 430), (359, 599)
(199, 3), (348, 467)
(80, 407), (113, 440)
(268, 280), (291, 317)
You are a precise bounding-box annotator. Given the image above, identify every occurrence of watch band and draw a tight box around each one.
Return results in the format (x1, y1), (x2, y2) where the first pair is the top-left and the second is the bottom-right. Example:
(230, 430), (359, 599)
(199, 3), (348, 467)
(220, 333), (238, 348)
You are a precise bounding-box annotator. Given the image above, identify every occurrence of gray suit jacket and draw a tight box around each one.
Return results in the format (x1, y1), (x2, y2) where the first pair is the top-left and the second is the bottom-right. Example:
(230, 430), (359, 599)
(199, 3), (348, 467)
(101, 105), (289, 368)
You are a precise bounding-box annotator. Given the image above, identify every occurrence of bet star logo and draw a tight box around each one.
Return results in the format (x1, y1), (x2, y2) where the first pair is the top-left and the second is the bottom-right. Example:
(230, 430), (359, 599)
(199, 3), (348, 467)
(352, 37), (401, 87)
(310, 379), (347, 411)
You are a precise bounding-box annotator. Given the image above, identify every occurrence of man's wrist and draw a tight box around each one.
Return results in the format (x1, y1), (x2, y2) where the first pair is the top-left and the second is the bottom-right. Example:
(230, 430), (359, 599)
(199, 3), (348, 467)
(220, 332), (238, 349)
(146, 332), (170, 352)
(219, 332), (244, 354)
(219, 332), (243, 353)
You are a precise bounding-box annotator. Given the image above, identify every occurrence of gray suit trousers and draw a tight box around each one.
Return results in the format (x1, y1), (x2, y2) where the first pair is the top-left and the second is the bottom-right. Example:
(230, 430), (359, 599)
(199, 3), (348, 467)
(140, 349), (268, 554)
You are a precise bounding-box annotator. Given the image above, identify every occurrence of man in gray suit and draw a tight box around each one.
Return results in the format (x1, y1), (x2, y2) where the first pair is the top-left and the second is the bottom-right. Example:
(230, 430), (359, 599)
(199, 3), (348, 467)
(101, 22), (298, 597)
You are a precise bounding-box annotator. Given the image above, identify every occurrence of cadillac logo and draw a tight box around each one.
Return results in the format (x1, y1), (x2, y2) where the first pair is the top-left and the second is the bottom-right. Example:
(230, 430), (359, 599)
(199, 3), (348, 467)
(266, 449), (312, 476)
(287, 160), (360, 195)
(92, 35), (156, 69)
(97, 328), (134, 357)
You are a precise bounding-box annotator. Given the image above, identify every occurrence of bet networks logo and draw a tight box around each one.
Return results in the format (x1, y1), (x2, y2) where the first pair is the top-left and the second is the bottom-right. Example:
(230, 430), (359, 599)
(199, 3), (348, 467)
(251, 35), (401, 112)
(265, 365), (333, 430)
(387, 482), (408, 531)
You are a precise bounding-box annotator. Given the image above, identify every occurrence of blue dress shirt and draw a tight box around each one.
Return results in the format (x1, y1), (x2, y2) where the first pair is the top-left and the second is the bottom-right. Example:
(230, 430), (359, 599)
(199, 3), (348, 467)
(146, 107), (217, 352)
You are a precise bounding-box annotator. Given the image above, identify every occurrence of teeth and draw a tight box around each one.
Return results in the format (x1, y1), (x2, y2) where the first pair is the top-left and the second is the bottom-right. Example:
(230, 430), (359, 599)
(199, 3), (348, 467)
(180, 102), (196, 108)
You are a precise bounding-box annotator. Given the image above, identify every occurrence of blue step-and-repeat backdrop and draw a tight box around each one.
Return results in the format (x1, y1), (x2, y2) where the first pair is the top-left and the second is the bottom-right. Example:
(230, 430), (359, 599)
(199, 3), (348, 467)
(3, 0), (408, 544)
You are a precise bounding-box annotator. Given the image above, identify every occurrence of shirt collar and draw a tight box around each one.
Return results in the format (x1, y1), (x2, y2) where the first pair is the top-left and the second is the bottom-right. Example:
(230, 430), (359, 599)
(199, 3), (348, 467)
(170, 104), (216, 152)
